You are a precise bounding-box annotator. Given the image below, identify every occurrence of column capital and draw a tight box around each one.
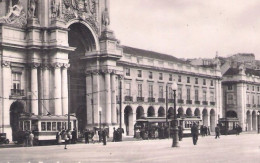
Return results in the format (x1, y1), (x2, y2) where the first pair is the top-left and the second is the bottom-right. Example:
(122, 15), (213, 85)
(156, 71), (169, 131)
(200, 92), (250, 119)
(41, 63), (51, 70)
(30, 62), (41, 69)
(1, 61), (11, 68)
(101, 69), (116, 74)
(63, 63), (70, 69)
(118, 75), (124, 80)
(51, 62), (63, 69)
(85, 69), (100, 76)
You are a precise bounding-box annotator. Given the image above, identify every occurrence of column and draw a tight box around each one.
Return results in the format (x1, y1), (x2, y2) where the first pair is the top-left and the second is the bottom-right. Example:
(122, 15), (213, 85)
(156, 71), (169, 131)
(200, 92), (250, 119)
(105, 71), (112, 124)
(92, 71), (100, 125)
(111, 73), (117, 124)
(42, 63), (49, 115)
(86, 73), (93, 125)
(62, 64), (70, 115)
(53, 63), (62, 115)
(31, 63), (40, 115)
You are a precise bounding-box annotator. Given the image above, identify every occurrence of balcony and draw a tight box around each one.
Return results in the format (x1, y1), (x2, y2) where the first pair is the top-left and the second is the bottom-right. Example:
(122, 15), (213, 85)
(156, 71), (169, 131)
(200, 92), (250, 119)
(11, 89), (25, 96)
(210, 102), (215, 106)
(148, 97), (155, 102)
(195, 101), (200, 105)
(202, 101), (208, 105)
(186, 100), (192, 104)
(137, 97), (144, 102)
(168, 99), (175, 103)
(178, 99), (184, 104)
(246, 104), (251, 107)
(158, 98), (165, 103)
(124, 96), (133, 102)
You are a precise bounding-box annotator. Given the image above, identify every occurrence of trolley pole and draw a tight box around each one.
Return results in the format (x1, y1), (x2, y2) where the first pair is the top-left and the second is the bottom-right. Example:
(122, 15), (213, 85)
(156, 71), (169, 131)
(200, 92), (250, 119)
(172, 89), (179, 147)
(119, 80), (122, 129)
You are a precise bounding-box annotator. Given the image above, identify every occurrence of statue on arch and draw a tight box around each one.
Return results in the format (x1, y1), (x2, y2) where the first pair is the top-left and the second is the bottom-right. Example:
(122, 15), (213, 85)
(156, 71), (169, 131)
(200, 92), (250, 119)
(51, 0), (60, 18)
(102, 8), (110, 28)
(28, 0), (38, 18)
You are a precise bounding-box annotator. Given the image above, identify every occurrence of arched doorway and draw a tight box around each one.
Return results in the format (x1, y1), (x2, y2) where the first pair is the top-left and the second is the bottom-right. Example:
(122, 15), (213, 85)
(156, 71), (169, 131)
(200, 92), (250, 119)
(68, 23), (97, 129)
(136, 106), (144, 120)
(186, 108), (192, 116)
(246, 111), (251, 131)
(177, 107), (184, 117)
(194, 108), (200, 117)
(252, 111), (257, 131)
(76, 105), (86, 132)
(210, 109), (216, 132)
(226, 110), (237, 118)
(147, 106), (155, 117)
(124, 106), (133, 135)
(10, 101), (24, 141)
(168, 107), (174, 119)
(158, 107), (165, 117)
(202, 109), (208, 126)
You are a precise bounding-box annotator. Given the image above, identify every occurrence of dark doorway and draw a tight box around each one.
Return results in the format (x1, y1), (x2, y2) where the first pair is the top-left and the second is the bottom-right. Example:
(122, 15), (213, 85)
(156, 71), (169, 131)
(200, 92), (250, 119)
(10, 101), (24, 141)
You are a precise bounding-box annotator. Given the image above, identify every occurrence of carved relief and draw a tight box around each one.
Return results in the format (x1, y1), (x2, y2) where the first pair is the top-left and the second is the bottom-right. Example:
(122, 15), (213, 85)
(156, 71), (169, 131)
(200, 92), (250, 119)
(102, 8), (110, 28)
(30, 62), (41, 69)
(52, 62), (63, 68)
(41, 63), (51, 70)
(62, 0), (98, 33)
(51, 0), (61, 18)
(28, 0), (38, 19)
(63, 63), (71, 69)
(1, 61), (11, 68)
(0, 0), (27, 27)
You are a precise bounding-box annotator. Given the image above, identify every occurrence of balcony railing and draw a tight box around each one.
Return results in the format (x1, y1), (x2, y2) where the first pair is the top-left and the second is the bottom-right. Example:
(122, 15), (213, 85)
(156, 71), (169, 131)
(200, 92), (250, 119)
(137, 97), (144, 102)
(246, 104), (251, 107)
(178, 99), (184, 104)
(202, 101), (208, 105)
(148, 97), (155, 102)
(168, 99), (175, 103)
(186, 100), (192, 104)
(11, 89), (25, 96)
(158, 98), (165, 103)
(195, 101), (200, 105)
(210, 102), (215, 106)
(124, 96), (133, 102)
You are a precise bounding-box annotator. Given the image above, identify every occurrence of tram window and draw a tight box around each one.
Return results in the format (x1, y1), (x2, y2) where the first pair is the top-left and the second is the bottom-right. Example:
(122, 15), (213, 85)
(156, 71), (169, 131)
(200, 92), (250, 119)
(41, 122), (46, 131)
(24, 121), (30, 131)
(57, 122), (61, 131)
(19, 121), (23, 130)
(62, 122), (65, 130)
(47, 122), (51, 131)
(52, 122), (57, 131)
(32, 120), (38, 131)
(69, 122), (71, 130)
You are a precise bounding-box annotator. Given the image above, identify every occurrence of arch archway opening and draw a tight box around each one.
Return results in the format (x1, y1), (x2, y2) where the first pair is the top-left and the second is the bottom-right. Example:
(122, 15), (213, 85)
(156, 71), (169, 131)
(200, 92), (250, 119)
(202, 109), (208, 126)
(210, 109), (216, 132)
(252, 111), (257, 131)
(124, 106), (133, 136)
(194, 108), (200, 117)
(147, 106), (155, 117)
(246, 111), (251, 131)
(186, 108), (192, 116)
(226, 111), (237, 118)
(136, 106), (144, 120)
(158, 107), (165, 117)
(177, 107), (184, 117)
(10, 101), (24, 141)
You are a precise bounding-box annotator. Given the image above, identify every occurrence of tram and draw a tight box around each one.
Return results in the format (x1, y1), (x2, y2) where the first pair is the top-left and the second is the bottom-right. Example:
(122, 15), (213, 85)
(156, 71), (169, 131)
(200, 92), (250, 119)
(218, 117), (240, 135)
(18, 114), (77, 144)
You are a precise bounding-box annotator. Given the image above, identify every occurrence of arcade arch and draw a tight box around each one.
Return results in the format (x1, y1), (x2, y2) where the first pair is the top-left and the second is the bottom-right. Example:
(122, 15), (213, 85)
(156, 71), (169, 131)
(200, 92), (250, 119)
(10, 101), (24, 141)
(136, 106), (144, 120)
(147, 106), (155, 117)
(158, 107), (165, 117)
(124, 106), (133, 135)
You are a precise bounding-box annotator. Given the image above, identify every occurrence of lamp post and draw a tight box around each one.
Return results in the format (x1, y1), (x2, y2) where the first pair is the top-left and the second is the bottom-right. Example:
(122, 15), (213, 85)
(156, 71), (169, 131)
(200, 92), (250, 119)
(257, 112), (260, 134)
(171, 82), (179, 147)
(99, 107), (102, 131)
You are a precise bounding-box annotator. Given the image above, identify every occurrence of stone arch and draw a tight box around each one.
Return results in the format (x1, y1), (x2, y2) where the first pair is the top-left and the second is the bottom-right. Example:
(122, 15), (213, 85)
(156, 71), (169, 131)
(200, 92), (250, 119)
(147, 106), (155, 117)
(246, 110), (252, 131)
(168, 107), (174, 118)
(210, 109), (216, 132)
(226, 110), (237, 118)
(202, 108), (208, 126)
(136, 106), (144, 120)
(252, 111), (257, 131)
(177, 107), (184, 117)
(158, 107), (165, 117)
(124, 106), (133, 135)
(10, 101), (25, 141)
(194, 108), (200, 117)
(186, 108), (192, 116)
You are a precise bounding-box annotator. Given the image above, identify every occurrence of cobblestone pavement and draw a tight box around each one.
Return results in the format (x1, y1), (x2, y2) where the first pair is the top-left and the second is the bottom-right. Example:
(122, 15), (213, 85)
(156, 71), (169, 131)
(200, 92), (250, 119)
(1, 133), (260, 163)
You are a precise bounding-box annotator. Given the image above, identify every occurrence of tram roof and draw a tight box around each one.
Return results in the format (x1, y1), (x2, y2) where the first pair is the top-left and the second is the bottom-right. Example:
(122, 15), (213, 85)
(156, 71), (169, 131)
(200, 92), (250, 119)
(136, 116), (201, 123)
(19, 115), (77, 121)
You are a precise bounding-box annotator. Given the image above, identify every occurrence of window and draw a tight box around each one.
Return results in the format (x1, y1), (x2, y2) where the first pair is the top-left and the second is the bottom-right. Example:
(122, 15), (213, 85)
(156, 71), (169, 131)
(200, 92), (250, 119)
(52, 122), (56, 131)
(247, 85), (249, 91)
(252, 86), (255, 91)
(203, 90), (207, 101)
(149, 85), (153, 97)
(252, 95), (255, 104)
(195, 89), (199, 101)
(228, 85), (233, 90)
(258, 96), (260, 105)
(125, 83), (131, 96)
(178, 75), (182, 82)
(125, 68), (130, 76)
(169, 87), (173, 99)
(187, 77), (190, 83)
(12, 72), (21, 90)
(195, 78), (198, 84)
(258, 87), (260, 92)
(210, 91), (214, 102)
(227, 94), (234, 104)
(138, 84), (142, 97)
(178, 86), (182, 100)
(57, 122), (62, 131)
(159, 86), (164, 98)
(137, 70), (142, 78)
(247, 94), (250, 104)
(187, 88), (191, 100)
(210, 80), (214, 86)
(203, 79), (206, 85)
(149, 71), (153, 79)
(159, 73), (163, 80)
(47, 122), (51, 131)
(169, 74), (173, 81)
(41, 122), (46, 131)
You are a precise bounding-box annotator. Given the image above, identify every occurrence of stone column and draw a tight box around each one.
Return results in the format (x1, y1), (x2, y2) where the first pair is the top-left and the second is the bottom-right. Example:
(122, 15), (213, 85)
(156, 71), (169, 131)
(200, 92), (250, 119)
(111, 73), (117, 125)
(31, 63), (40, 115)
(42, 63), (49, 115)
(62, 64), (70, 115)
(92, 71), (100, 125)
(86, 73), (93, 126)
(105, 71), (112, 125)
(53, 63), (62, 115)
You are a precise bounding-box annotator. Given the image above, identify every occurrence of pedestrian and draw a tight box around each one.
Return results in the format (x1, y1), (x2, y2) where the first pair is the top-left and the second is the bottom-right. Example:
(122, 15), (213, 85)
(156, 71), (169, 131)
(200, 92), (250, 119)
(178, 125), (183, 141)
(25, 130), (29, 147)
(63, 130), (69, 149)
(200, 125), (204, 137)
(207, 126), (211, 135)
(28, 131), (34, 146)
(56, 130), (61, 144)
(112, 127), (117, 142)
(102, 129), (107, 145)
(236, 124), (242, 135)
(215, 124), (220, 139)
(72, 128), (77, 144)
(85, 129), (89, 144)
(191, 123), (199, 145)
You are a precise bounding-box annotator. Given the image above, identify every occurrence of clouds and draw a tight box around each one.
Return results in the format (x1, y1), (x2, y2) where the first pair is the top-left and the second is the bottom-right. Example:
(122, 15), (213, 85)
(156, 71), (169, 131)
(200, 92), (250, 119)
(110, 0), (260, 60)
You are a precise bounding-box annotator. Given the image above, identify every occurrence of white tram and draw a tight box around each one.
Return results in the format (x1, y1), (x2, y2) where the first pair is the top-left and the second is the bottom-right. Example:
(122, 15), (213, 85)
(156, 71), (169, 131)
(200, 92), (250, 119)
(177, 116), (202, 135)
(19, 114), (77, 143)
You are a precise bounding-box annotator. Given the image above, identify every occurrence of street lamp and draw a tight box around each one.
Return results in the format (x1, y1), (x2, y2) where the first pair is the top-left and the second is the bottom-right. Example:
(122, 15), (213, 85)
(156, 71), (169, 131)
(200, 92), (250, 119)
(171, 82), (179, 148)
(257, 112), (260, 134)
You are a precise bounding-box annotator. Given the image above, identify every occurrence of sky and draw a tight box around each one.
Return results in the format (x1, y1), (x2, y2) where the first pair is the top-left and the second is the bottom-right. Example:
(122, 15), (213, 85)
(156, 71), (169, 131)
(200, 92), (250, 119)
(110, 0), (260, 60)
